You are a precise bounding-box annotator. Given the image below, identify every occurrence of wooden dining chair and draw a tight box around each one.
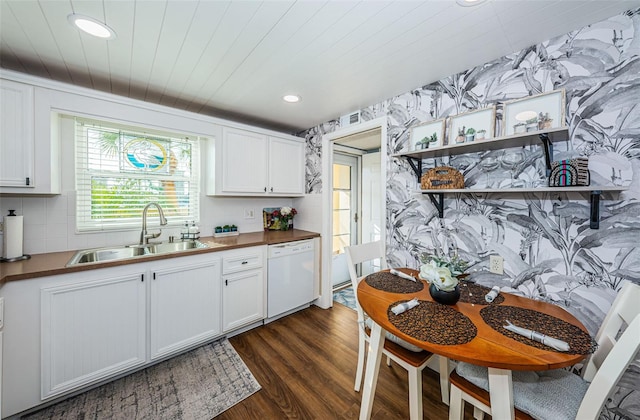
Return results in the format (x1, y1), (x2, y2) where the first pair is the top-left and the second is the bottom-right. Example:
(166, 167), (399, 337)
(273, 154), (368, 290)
(448, 281), (640, 420)
(345, 241), (451, 420)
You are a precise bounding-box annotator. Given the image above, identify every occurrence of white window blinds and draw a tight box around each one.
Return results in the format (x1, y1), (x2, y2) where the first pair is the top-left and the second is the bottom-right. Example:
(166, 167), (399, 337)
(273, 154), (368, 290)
(74, 117), (200, 232)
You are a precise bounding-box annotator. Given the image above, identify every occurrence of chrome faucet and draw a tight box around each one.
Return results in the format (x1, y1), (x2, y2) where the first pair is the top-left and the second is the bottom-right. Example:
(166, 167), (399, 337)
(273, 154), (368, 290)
(140, 202), (168, 245)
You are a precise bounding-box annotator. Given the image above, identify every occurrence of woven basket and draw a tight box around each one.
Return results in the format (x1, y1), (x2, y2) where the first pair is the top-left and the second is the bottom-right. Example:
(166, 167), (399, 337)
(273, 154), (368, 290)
(421, 166), (464, 190)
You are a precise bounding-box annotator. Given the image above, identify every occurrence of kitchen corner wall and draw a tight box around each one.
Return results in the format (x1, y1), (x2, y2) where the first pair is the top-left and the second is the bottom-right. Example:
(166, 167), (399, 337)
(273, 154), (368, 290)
(301, 9), (640, 417)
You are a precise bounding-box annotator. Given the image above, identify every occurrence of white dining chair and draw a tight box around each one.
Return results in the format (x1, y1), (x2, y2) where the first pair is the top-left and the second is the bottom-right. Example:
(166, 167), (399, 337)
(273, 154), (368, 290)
(448, 281), (640, 420)
(345, 241), (451, 420)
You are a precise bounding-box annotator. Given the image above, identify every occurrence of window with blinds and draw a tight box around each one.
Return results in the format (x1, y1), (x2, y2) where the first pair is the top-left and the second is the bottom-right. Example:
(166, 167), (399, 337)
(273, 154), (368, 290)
(74, 118), (200, 232)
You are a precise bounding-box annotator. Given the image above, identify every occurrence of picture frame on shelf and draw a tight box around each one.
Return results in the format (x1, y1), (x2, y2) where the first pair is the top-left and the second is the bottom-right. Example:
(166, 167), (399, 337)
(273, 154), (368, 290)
(447, 106), (496, 145)
(410, 118), (445, 151)
(502, 89), (565, 136)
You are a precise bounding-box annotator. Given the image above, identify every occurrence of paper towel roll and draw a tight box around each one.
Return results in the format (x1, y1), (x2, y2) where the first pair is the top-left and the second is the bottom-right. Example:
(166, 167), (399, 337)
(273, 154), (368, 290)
(3, 211), (24, 259)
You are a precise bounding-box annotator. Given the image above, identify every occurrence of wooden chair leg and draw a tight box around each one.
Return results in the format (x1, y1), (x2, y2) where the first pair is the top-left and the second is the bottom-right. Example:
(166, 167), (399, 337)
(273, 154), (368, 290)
(354, 333), (366, 392)
(439, 356), (450, 405)
(448, 384), (465, 420)
(408, 368), (423, 420)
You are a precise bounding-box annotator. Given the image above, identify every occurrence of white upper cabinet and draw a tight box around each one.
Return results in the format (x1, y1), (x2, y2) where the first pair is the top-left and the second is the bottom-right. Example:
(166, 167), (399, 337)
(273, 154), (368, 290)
(0, 77), (60, 195)
(221, 127), (269, 193)
(268, 136), (305, 194)
(208, 127), (305, 196)
(0, 79), (34, 188)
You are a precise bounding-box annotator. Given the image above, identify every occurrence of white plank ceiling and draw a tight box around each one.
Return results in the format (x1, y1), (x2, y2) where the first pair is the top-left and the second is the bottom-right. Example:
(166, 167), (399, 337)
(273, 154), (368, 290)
(1, 0), (639, 132)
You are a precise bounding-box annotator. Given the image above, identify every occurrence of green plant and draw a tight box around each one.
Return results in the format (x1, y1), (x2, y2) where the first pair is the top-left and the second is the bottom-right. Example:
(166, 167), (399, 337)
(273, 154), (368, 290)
(466, 127), (476, 135)
(429, 133), (438, 143)
(477, 129), (486, 134)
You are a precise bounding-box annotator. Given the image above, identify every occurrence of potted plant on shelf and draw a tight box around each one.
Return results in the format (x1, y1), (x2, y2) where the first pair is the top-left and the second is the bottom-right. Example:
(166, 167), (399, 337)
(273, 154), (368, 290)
(455, 126), (466, 144)
(465, 127), (476, 142)
(513, 122), (526, 134)
(476, 129), (486, 140)
(222, 224), (231, 233)
(525, 117), (538, 132)
(230, 224), (238, 232)
(214, 226), (222, 233)
(538, 112), (553, 130)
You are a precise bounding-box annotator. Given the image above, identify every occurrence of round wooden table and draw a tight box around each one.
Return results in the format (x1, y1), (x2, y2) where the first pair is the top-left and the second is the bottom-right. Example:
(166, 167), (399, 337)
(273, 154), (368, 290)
(357, 269), (589, 420)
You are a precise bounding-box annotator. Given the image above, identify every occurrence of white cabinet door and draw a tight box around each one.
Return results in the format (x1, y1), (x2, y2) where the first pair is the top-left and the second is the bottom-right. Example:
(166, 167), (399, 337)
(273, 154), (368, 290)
(40, 272), (146, 399)
(0, 79), (34, 188)
(221, 127), (268, 193)
(150, 259), (221, 361)
(222, 269), (264, 332)
(268, 136), (305, 195)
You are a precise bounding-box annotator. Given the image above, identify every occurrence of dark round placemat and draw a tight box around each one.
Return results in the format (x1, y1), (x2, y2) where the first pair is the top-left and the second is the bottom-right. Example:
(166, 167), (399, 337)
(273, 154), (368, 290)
(458, 281), (505, 305)
(480, 305), (596, 355)
(388, 300), (477, 345)
(364, 271), (424, 293)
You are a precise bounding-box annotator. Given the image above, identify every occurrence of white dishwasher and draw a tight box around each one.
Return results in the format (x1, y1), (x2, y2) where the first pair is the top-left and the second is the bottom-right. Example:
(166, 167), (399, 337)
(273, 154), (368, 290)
(267, 239), (315, 321)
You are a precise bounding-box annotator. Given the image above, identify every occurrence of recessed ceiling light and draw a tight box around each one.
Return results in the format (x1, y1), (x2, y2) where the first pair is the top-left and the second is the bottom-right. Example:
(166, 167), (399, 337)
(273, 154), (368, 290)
(283, 95), (300, 103)
(456, 0), (488, 7)
(68, 14), (116, 39)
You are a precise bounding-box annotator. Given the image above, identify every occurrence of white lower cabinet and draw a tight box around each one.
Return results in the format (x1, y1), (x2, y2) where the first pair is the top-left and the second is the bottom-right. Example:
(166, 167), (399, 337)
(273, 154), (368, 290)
(222, 269), (264, 332)
(221, 247), (266, 332)
(150, 259), (221, 360)
(40, 271), (147, 399)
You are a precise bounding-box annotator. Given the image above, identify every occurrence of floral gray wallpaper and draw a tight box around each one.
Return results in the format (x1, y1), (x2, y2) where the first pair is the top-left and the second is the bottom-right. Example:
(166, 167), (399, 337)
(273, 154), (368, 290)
(301, 9), (640, 419)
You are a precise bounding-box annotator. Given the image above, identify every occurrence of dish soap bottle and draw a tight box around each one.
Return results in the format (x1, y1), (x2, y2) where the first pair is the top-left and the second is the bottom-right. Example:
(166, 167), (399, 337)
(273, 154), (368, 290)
(189, 221), (199, 239)
(181, 222), (190, 240)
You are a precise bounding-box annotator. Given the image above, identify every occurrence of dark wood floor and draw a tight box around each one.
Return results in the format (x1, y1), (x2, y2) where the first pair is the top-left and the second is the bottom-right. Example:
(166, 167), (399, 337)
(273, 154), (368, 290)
(221, 303), (477, 420)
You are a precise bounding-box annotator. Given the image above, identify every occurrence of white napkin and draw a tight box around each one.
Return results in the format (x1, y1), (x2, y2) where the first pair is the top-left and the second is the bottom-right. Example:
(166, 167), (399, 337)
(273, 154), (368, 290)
(504, 320), (570, 351)
(390, 268), (417, 282)
(391, 298), (419, 315)
(485, 286), (501, 303)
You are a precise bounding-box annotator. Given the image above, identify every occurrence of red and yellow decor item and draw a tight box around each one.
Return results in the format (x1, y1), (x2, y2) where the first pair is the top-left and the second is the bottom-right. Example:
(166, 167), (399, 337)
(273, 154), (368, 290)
(263, 207), (297, 231)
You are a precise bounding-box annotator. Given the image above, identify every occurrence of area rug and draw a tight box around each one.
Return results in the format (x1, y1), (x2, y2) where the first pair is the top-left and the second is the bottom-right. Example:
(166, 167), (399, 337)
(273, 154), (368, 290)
(22, 339), (261, 420)
(334, 286), (356, 310)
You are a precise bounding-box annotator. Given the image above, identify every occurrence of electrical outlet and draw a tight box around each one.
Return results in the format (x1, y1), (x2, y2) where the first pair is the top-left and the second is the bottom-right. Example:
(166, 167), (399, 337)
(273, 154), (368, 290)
(244, 208), (255, 219)
(489, 255), (504, 275)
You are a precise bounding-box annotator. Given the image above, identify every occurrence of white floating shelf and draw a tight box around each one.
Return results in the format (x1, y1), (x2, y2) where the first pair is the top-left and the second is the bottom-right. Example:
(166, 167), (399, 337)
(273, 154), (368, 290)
(416, 186), (628, 194)
(394, 126), (569, 159)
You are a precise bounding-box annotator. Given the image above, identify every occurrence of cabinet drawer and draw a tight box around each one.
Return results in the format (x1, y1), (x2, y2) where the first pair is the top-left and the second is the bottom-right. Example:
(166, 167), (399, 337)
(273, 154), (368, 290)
(222, 250), (263, 274)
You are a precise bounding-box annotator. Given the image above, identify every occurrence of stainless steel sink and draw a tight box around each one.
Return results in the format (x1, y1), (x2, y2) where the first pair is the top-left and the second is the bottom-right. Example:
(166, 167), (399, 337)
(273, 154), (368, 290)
(66, 240), (210, 266)
(145, 240), (209, 254)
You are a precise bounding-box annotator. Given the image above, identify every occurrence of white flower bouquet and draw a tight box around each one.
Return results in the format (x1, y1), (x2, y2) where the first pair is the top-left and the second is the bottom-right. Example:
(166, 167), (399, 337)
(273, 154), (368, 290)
(419, 254), (468, 292)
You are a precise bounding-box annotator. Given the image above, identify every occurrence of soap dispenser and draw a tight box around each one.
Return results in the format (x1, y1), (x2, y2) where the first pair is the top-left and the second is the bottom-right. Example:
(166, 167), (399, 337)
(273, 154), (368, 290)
(189, 221), (200, 239)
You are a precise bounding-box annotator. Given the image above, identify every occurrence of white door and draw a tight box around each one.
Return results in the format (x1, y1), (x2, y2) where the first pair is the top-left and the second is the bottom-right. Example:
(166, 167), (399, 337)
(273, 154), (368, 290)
(332, 152), (359, 287)
(361, 152), (383, 275)
(150, 260), (221, 360)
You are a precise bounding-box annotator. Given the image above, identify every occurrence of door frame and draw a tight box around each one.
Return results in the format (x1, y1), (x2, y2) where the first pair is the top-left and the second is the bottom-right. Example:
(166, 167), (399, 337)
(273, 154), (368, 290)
(318, 116), (387, 309)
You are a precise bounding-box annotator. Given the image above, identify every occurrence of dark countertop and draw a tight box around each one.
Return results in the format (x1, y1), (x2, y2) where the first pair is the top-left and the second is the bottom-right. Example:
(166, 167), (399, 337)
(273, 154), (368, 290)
(0, 229), (320, 285)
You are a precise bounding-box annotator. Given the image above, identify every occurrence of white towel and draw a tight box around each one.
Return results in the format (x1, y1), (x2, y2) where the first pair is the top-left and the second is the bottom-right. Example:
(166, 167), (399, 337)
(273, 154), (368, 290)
(391, 298), (419, 315)
(390, 268), (416, 282)
(504, 320), (570, 351)
(485, 286), (501, 303)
